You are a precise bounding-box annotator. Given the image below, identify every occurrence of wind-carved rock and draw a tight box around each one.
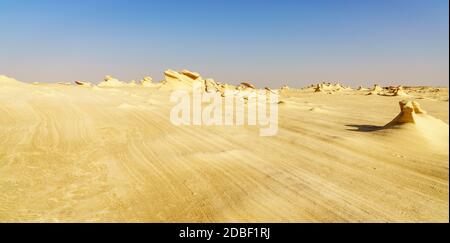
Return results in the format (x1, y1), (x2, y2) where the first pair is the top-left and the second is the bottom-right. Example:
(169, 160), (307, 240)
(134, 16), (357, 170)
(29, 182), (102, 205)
(98, 75), (127, 87)
(367, 84), (383, 95)
(181, 70), (201, 80)
(205, 78), (219, 93)
(74, 81), (92, 87)
(238, 82), (256, 90)
(140, 76), (153, 86)
(160, 69), (204, 91)
(393, 86), (408, 96)
(385, 100), (427, 126)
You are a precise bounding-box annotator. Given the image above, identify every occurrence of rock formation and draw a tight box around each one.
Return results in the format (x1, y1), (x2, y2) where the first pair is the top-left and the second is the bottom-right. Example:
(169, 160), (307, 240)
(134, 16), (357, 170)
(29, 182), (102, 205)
(238, 82), (256, 90)
(393, 86), (408, 96)
(205, 78), (219, 93)
(181, 70), (201, 80)
(140, 76), (153, 86)
(265, 87), (277, 95)
(314, 84), (324, 93)
(164, 70), (182, 80)
(313, 83), (346, 93)
(367, 84), (383, 95)
(385, 100), (428, 126)
(280, 85), (290, 90)
(217, 83), (237, 97)
(74, 81), (92, 87)
(159, 69), (205, 91)
(98, 75), (127, 87)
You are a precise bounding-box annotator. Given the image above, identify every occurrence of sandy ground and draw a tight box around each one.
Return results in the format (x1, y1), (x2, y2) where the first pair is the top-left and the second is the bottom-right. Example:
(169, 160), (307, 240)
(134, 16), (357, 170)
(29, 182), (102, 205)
(0, 76), (448, 222)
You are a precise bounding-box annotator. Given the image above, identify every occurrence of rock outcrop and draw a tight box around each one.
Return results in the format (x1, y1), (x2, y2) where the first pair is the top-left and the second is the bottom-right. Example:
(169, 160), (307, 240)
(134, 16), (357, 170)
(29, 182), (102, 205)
(98, 75), (128, 87)
(181, 70), (201, 80)
(393, 86), (408, 96)
(385, 100), (425, 125)
(159, 69), (205, 91)
(238, 82), (256, 90)
(140, 76), (153, 86)
(142, 76), (153, 82)
(205, 78), (219, 93)
(314, 83), (345, 93)
(383, 100), (449, 149)
(367, 84), (383, 95)
(280, 85), (290, 90)
(74, 81), (92, 87)
(314, 84), (324, 93)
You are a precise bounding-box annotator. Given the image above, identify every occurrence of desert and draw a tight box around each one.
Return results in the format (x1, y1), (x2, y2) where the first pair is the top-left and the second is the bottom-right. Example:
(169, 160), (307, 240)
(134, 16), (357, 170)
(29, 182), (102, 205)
(0, 71), (448, 222)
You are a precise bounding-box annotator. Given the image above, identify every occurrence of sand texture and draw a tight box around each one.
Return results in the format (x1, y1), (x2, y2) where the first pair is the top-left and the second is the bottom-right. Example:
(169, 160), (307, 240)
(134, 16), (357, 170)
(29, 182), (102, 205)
(0, 74), (448, 222)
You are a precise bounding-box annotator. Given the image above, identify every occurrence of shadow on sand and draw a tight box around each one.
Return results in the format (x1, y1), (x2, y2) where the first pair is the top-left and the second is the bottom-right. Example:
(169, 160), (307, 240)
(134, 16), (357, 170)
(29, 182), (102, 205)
(346, 124), (384, 132)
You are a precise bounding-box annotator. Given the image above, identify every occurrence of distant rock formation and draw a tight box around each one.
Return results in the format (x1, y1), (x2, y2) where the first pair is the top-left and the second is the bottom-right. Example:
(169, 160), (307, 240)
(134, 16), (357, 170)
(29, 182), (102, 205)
(238, 82), (256, 90)
(98, 75), (127, 87)
(140, 76), (153, 86)
(280, 85), (290, 90)
(393, 86), (408, 96)
(205, 78), (219, 93)
(367, 84), (383, 95)
(164, 69), (181, 80)
(217, 83), (237, 97)
(357, 86), (368, 91)
(57, 82), (72, 85)
(160, 69), (204, 91)
(314, 84), (324, 93)
(128, 80), (137, 87)
(181, 70), (201, 80)
(265, 87), (278, 95)
(313, 83), (345, 93)
(74, 81), (92, 87)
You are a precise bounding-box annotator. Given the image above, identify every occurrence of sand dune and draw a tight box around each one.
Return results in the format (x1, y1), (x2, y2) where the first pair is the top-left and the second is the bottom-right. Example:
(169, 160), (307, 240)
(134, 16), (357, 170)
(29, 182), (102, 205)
(0, 75), (448, 222)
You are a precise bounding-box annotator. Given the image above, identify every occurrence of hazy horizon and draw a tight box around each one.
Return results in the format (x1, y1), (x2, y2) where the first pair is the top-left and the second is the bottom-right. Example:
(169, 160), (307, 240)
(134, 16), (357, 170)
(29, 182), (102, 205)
(1, 0), (448, 87)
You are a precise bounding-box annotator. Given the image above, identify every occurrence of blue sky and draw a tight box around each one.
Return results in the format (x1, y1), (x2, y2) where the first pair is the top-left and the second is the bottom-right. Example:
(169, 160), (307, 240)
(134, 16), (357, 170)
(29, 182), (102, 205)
(0, 0), (448, 86)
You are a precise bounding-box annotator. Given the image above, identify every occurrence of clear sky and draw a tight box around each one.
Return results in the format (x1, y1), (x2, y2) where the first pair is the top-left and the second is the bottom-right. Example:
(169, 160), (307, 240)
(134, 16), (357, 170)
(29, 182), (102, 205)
(0, 0), (448, 87)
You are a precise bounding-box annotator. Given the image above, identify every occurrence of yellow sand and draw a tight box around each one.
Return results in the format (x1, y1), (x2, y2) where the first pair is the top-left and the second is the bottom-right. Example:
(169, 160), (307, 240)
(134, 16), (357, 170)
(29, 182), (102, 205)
(0, 76), (448, 222)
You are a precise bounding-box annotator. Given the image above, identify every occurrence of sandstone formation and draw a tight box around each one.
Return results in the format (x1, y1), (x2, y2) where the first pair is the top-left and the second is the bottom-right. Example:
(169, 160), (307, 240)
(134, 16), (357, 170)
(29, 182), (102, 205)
(367, 84), (383, 95)
(140, 76), (153, 87)
(205, 78), (219, 93)
(74, 81), (92, 87)
(98, 75), (128, 87)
